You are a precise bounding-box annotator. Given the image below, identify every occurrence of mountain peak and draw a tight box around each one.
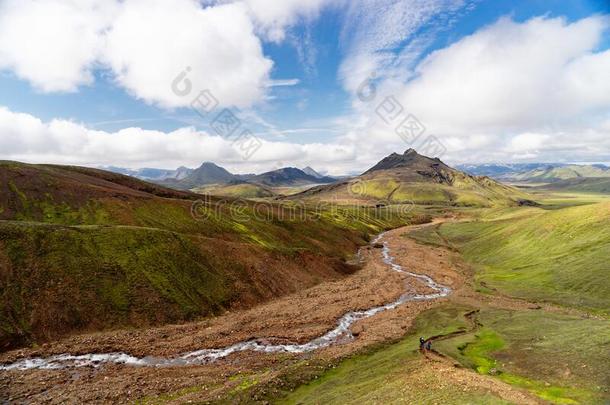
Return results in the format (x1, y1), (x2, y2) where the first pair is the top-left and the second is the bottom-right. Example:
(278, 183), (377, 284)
(199, 161), (221, 169)
(302, 166), (324, 179)
(362, 149), (454, 177)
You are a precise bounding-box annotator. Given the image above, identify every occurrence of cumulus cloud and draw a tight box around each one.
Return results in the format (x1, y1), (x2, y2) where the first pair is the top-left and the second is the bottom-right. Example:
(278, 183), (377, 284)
(398, 15), (610, 132)
(0, 106), (366, 174)
(0, 0), (275, 108)
(0, 0), (118, 92)
(344, 15), (610, 164)
(103, 0), (272, 108)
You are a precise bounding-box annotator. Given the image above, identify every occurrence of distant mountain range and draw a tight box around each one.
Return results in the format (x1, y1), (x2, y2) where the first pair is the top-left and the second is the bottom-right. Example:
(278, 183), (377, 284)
(507, 165), (610, 182)
(102, 166), (194, 181)
(104, 163), (337, 191)
(458, 163), (610, 182)
(456, 163), (564, 177)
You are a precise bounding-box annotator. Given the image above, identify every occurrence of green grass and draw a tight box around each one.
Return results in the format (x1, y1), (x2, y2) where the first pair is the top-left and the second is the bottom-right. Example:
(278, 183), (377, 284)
(346, 177), (530, 208)
(1, 179), (424, 349)
(431, 202), (610, 314)
(541, 178), (610, 194)
(436, 309), (610, 404)
(277, 306), (515, 405)
(0, 222), (232, 347)
(193, 183), (276, 198)
(276, 306), (609, 405)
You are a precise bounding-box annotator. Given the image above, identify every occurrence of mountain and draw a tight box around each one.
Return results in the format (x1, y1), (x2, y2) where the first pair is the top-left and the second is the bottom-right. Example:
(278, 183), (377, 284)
(104, 166), (194, 181)
(164, 162), (237, 190)
(302, 166), (325, 179)
(0, 160), (413, 350)
(106, 163), (337, 192)
(456, 163), (566, 178)
(293, 149), (533, 207)
(507, 164), (610, 183)
(249, 167), (336, 187)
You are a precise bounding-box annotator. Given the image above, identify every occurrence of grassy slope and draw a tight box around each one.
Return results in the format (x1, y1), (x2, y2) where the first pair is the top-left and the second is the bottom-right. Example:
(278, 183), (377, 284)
(276, 200), (610, 404)
(192, 183), (276, 199)
(299, 173), (532, 208)
(541, 178), (610, 194)
(278, 306), (514, 405)
(437, 202), (610, 314)
(0, 162), (424, 350)
(277, 306), (610, 405)
(436, 309), (610, 404)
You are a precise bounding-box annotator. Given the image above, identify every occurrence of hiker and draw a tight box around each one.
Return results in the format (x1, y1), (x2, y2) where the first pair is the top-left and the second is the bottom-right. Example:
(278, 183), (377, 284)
(419, 337), (425, 350)
(426, 340), (432, 351)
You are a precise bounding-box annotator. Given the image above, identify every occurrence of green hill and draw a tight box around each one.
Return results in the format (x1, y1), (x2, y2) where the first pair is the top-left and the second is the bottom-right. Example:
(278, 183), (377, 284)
(540, 177), (610, 194)
(0, 161), (419, 351)
(430, 202), (610, 313)
(295, 149), (534, 207)
(193, 182), (276, 198)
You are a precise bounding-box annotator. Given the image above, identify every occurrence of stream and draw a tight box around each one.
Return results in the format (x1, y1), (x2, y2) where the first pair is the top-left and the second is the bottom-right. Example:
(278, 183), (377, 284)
(0, 233), (451, 371)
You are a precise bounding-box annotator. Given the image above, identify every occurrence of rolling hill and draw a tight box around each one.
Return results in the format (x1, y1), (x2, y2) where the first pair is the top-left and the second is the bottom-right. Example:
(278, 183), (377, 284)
(294, 149), (533, 207)
(506, 164), (610, 183)
(0, 161), (418, 351)
(193, 182), (277, 198)
(422, 202), (610, 313)
(539, 177), (610, 193)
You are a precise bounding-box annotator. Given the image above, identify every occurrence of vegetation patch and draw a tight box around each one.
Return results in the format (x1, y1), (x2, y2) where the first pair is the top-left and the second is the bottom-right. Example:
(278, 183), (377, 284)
(435, 201), (610, 314)
(275, 306), (514, 404)
(436, 309), (609, 404)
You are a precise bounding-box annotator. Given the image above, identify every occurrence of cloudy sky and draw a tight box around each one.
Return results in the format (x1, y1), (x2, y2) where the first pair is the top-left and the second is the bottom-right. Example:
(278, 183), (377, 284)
(1, 0), (609, 175)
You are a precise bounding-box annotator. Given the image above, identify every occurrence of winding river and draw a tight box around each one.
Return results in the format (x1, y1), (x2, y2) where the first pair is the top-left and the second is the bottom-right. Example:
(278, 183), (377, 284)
(0, 232), (451, 371)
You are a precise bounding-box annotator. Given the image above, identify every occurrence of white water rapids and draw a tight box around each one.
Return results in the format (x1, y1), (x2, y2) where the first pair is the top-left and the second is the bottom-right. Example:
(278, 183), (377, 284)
(0, 233), (451, 371)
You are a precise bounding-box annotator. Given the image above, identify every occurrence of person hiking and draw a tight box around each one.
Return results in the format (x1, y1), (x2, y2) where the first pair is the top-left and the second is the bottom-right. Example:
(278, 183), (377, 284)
(419, 337), (425, 350)
(426, 340), (432, 351)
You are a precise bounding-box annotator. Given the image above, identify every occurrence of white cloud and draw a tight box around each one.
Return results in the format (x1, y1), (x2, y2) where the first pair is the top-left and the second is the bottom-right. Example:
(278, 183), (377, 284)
(1, 102), (608, 176)
(0, 0), (118, 92)
(398, 15), (610, 132)
(0, 106), (365, 174)
(236, 0), (335, 42)
(269, 79), (300, 87)
(508, 133), (550, 152)
(103, 0), (272, 108)
(339, 0), (469, 94)
(341, 15), (610, 165)
(0, 0), (274, 108)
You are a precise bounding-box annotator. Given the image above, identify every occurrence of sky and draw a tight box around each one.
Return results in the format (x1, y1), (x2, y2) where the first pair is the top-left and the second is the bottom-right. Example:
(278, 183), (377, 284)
(0, 0), (609, 175)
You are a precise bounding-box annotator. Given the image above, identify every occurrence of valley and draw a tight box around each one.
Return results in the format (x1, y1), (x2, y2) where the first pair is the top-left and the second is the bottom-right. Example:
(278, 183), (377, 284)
(3, 2), (610, 403)
(1, 152), (608, 404)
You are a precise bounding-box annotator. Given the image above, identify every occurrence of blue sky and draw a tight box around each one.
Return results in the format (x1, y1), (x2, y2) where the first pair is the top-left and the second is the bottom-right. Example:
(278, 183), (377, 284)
(0, 0), (609, 174)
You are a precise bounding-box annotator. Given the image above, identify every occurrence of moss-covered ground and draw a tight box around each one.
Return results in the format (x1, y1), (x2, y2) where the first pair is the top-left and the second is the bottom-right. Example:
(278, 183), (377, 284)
(273, 196), (610, 404)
